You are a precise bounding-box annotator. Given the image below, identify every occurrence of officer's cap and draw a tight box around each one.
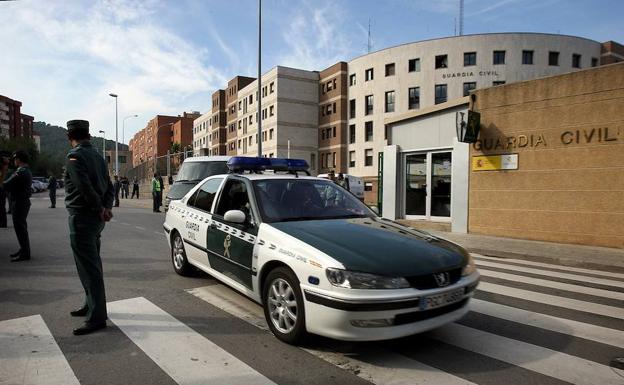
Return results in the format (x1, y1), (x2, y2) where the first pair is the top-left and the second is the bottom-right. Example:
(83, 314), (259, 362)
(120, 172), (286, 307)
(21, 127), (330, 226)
(67, 120), (90, 140)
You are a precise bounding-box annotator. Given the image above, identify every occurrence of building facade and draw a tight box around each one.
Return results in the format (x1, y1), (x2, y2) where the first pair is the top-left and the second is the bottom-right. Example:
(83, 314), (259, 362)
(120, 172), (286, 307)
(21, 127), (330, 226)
(0, 95), (33, 139)
(193, 111), (212, 156)
(105, 150), (133, 177)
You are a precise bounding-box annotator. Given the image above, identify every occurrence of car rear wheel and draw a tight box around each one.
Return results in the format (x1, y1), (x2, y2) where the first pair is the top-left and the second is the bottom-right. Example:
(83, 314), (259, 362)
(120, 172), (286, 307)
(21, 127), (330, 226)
(262, 267), (307, 345)
(171, 231), (193, 276)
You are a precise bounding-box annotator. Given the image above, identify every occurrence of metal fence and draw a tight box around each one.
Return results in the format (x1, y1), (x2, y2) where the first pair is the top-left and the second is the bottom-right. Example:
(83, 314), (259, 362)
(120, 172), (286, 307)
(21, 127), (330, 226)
(127, 150), (194, 183)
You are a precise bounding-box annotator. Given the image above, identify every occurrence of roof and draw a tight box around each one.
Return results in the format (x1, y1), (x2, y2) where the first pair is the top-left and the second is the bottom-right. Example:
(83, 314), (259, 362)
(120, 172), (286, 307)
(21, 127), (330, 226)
(183, 156), (232, 163)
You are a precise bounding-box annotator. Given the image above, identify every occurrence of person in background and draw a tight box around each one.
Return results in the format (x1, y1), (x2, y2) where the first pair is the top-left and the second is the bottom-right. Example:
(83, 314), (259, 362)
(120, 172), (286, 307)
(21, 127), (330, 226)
(131, 177), (139, 199)
(121, 177), (129, 199)
(157, 173), (164, 209)
(113, 175), (120, 207)
(337, 173), (350, 191)
(0, 156), (10, 228)
(2, 150), (33, 262)
(64, 119), (114, 335)
(151, 173), (161, 212)
(48, 173), (57, 208)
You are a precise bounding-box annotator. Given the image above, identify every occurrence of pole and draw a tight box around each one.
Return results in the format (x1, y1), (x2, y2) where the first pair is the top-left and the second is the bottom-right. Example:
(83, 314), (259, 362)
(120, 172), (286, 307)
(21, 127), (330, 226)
(287, 140), (290, 158)
(257, 0), (262, 157)
(99, 130), (106, 158)
(114, 97), (119, 176)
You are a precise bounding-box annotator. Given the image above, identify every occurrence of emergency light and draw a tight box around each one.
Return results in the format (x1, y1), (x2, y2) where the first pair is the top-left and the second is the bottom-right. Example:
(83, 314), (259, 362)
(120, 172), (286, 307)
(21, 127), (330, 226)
(227, 157), (310, 173)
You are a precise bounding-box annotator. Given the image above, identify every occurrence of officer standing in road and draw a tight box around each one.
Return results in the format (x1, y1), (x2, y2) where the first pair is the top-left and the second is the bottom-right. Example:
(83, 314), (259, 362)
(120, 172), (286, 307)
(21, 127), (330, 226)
(2, 151), (32, 262)
(48, 174), (57, 208)
(64, 120), (114, 335)
(151, 172), (161, 212)
(0, 155), (9, 228)
(113, 175), (121, 207)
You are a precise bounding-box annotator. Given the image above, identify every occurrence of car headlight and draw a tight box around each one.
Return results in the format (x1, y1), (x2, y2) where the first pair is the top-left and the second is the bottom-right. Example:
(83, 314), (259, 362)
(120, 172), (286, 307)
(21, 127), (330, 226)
(325, 268), (411, 289)
(461, 253), (477, 276)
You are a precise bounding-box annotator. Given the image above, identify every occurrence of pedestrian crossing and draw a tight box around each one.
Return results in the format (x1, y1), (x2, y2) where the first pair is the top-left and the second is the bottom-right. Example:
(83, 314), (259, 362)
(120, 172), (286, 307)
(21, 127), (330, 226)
(1, 255), (623, 385)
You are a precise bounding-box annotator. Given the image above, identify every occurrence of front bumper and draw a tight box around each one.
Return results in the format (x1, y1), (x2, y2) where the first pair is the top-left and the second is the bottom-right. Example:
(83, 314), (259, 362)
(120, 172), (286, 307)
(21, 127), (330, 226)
(302, 272), (479, 341)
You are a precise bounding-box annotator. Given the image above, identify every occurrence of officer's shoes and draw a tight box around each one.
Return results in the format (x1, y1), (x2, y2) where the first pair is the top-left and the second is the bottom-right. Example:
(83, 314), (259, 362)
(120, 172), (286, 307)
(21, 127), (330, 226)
(10, 254), (30, 262)
(10, 251), (21, 258)
(73, 322), (107, 336)
(70, 307), (89, 317)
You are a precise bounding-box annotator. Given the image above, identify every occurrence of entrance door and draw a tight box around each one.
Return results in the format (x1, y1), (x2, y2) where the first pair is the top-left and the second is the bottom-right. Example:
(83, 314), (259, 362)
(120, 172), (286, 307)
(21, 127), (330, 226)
(404, 151), (452, 221)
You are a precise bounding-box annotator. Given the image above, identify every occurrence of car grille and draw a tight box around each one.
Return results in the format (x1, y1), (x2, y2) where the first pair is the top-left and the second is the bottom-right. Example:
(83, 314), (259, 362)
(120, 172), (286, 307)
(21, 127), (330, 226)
(393, 298), (468, 325)
(405, 268), (462, 290)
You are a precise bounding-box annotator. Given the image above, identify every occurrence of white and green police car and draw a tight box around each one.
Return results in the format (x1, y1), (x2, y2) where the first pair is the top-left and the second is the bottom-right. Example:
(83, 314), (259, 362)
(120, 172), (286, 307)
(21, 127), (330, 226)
(163, 157), (479, 344)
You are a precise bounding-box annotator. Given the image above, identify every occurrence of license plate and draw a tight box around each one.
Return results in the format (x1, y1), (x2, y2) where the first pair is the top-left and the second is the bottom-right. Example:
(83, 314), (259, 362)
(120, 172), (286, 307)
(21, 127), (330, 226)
(421, 288), (464, 311)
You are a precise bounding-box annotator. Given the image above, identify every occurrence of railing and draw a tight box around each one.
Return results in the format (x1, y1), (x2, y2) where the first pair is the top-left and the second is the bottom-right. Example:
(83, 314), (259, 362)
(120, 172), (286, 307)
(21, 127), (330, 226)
(126, 149), (194, 183)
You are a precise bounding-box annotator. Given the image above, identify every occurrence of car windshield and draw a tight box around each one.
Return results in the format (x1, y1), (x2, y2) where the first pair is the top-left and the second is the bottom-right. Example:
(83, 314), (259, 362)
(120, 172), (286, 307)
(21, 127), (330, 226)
(175, 161), (228, 182)
(253, 179), (373, 223)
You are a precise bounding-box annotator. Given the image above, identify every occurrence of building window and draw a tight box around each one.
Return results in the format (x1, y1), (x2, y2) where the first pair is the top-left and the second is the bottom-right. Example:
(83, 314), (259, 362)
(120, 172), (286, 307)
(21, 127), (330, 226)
(365, 121), (373, 141)
(365, 95), (373, 115)
(365, 149), (373, 166)
(592, 57), (598, 67)
(549, 51), (559, 66)
(249, 116), (252, 125)
(522, 50), (534, 65)
(269, 105), (274, 116)
(349, 99), (356, 119)
(349, 74), (356, 86)
(364, 182), (373, 192)
(269, 128), (274, 140)
(385, 63), (395, 76)
(249, 94), (253, 104)
(493, 80), (506, 86)
(493, 50), (506, 65)
(385, 91), (395, 113)
(310, 153), (316, 169)
(408, 58), (420, 72)
(326, 80), (333, 91)
(435, 84), (447, 104)
(463, 82), (476, 97)
(349, 151), (355, 167)
(270, 82), (274, 93)
(464, 52), (476, 66)
(435, 55), (448, 69)
(365, 68), (374, 81)
(572, 53), (582, 68)
(349, 124), (355, 144)
(332, 152), (336, 168)
(408, 87), (420, 110)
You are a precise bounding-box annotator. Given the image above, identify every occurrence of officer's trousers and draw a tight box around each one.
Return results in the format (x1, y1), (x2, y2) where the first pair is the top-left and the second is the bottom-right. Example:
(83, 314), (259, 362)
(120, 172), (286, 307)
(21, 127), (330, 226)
(0, 188), (6, 227)
(49, 190), (56, 208)
(69, 213), (107, 324)
(11, 199), (30, 256)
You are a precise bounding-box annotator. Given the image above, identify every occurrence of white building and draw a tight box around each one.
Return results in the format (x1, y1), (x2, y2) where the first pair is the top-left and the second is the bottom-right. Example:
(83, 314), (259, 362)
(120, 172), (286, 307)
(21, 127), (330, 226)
(193, 111), (211, 156)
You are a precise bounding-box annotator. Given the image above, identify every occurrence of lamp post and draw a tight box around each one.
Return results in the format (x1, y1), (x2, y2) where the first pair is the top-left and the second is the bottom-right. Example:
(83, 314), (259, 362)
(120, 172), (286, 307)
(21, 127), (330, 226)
(109, 93), (119, 176)
(122, 114), (138, 146)
(98, 130), (106, 158)
(257, 0), (262, 157)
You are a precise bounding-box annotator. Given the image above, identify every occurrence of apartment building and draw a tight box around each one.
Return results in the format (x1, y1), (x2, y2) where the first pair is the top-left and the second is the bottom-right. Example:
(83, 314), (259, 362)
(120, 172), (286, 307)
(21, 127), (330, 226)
(192, 111), (211, 156)
(0, 95), (34, 139)
(318, 62), (348, 175)
(225, 76), (255, 156)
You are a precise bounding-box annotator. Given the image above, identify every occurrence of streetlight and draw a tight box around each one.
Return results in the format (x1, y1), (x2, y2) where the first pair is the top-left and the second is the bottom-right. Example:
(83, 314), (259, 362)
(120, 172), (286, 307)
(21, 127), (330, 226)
(257, 0), (263, 157)
(109, 93), (119, 176)
(98, 130), (105, 158)
(122, 114), (138, 145)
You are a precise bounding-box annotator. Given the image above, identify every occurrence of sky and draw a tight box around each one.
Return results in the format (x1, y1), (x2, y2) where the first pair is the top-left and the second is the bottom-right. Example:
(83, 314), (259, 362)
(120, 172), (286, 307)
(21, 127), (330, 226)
(1, 0), (623, 143)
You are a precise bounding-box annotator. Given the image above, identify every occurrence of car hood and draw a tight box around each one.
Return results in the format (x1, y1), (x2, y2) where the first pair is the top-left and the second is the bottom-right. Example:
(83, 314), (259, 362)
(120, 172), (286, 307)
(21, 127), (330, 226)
(167, 182), (197, 200)
(271, 217), (468, 277)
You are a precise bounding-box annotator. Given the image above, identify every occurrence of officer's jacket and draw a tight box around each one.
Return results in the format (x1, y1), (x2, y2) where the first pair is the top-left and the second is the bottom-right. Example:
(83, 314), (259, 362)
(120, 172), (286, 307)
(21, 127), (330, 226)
(64, 141), (114, 214)
(3, 166), (32, 202)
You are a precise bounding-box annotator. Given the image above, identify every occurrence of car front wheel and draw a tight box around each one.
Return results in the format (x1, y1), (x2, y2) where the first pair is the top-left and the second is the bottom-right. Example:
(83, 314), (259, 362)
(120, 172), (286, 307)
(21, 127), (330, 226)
(262, 267), (307, 344)
(171, 231), (193, 276)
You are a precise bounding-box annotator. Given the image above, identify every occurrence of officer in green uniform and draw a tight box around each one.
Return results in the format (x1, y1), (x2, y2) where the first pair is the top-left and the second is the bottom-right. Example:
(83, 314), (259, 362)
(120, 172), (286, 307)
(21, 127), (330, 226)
(2, 150), (32, 261)
(64, 120), (114, 335)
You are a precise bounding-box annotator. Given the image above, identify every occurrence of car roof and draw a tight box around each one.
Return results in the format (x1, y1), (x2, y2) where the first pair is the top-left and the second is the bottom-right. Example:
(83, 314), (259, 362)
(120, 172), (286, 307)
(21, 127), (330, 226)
(182, 156), (232, 163)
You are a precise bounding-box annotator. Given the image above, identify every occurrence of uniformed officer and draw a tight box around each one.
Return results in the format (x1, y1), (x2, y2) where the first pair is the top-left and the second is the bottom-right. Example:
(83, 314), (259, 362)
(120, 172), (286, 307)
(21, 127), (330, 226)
(2, 150), (32, 262)
(64, 120), (114, 335)
(0, 155), (9, 228)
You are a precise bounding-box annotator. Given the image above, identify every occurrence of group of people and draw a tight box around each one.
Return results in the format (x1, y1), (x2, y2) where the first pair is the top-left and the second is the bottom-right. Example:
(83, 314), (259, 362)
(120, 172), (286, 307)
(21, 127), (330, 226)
(2, 120), (115, 336)
(112, 175), (140, 207)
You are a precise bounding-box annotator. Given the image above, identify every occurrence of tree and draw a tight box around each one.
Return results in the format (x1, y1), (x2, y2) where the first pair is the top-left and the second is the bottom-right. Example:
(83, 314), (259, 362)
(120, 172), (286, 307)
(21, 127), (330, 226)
(171, 142), (181, 153)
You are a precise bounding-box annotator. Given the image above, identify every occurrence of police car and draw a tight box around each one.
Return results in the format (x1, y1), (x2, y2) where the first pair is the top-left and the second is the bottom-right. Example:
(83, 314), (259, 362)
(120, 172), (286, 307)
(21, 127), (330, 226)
(163, 157), (479, 344)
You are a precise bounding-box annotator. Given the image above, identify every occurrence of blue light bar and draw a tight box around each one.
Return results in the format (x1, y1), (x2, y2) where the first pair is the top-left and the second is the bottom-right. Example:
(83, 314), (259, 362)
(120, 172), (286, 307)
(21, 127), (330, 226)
(227, 156), (310, 173)
(227, 157), (271, 172)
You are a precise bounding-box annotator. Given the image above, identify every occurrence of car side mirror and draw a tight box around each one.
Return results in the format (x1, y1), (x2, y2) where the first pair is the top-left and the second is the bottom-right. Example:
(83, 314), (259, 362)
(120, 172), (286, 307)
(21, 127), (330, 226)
(224, 209), (246, 224)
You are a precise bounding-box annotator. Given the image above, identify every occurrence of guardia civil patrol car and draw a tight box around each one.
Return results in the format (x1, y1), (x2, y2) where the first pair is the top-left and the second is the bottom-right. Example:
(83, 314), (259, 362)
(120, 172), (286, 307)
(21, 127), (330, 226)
(163, 157), (479, 344)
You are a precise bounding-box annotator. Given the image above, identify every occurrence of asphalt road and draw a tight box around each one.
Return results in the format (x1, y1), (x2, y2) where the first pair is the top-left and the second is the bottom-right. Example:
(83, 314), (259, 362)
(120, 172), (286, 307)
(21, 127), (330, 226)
(1, 193), (623, 385)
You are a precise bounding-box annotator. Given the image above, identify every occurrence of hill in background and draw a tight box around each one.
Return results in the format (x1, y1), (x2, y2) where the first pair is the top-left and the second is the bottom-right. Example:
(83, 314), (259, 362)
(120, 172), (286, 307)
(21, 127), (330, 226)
(34, 121), (129, 156)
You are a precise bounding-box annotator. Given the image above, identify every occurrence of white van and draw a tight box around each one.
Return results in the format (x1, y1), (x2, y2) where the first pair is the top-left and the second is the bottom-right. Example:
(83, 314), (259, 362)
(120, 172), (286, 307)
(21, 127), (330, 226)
(165, 156), (231, 210)
(317, 173), (364, 200)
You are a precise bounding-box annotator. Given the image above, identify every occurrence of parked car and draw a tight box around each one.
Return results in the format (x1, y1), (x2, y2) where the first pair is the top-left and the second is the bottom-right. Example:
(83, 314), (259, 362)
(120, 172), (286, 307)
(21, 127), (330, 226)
(164, 156), (231, 211)
(32, 177), (48, 192)
(317, 173), (364, 200)
(164, 157), (479, 344)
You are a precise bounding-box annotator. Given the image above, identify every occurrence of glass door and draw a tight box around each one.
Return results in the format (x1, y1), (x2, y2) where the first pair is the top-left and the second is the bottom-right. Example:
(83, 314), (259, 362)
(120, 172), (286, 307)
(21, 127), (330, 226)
(404, 151), (452, 221)
(405, 154), (427, 217)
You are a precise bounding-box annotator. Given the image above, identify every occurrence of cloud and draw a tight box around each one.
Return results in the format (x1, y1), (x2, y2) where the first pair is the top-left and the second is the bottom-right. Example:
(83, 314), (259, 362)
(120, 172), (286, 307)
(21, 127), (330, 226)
(274, 0), (357, 71)
(0, 0), (227, 140)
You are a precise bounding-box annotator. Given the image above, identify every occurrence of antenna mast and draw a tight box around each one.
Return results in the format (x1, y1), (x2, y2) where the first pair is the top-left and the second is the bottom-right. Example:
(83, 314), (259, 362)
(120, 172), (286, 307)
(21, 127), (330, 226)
(367, 18), (372, 53)
(459, 0), (464, 36)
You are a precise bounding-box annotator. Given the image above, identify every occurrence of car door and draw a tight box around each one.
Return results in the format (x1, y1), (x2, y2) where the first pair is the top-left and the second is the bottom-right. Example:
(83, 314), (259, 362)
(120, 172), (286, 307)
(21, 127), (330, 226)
(206, 177), (257, 290)
(183, 177), (224, 268)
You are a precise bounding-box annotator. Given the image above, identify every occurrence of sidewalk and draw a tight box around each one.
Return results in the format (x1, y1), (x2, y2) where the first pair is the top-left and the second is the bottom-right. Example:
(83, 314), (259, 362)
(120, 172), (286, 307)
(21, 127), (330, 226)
(117, 197), (156, 210)
(397, 221), (624, 271)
